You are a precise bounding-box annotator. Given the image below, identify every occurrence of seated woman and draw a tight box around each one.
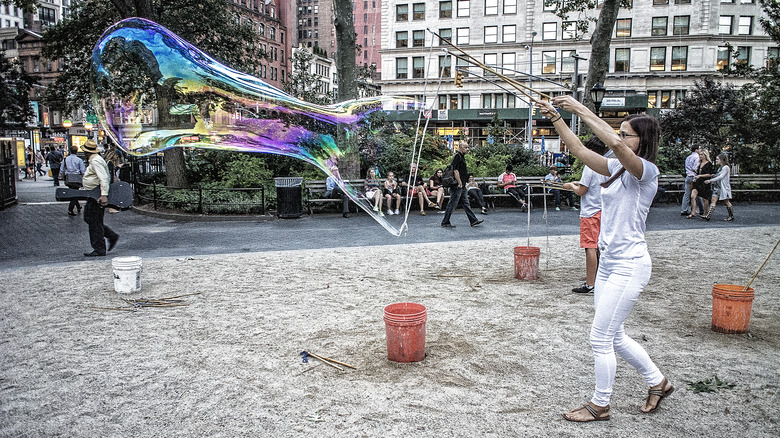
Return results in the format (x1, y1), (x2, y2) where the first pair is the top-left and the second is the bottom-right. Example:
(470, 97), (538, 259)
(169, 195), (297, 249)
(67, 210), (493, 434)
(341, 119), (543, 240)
(383, 171), (402, 215)
(429, 168), (445, 210)
(363, 168), (384, 216)
(465, 174), (488, 215)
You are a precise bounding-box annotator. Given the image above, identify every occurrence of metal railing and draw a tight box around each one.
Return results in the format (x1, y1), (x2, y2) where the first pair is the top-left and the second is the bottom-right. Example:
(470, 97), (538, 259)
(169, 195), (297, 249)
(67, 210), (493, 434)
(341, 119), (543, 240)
(135, 180), (265, 215)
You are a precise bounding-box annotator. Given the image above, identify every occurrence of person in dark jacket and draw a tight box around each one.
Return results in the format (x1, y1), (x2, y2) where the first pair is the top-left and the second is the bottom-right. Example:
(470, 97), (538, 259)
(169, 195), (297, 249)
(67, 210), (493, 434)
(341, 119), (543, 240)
(440, 141), (483, 228)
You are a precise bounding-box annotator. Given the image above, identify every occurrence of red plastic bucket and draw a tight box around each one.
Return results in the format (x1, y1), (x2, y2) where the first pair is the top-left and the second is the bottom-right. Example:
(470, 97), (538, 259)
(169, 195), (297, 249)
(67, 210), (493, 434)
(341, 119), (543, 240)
(513, 246), (540, 280)
(383, 302), (427, 363)
(712, 284), (755, 334)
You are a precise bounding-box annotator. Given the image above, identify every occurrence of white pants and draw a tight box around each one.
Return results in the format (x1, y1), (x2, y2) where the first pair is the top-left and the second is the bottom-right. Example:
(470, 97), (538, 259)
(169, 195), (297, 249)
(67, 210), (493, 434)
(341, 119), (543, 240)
(590, 253), (664, 406)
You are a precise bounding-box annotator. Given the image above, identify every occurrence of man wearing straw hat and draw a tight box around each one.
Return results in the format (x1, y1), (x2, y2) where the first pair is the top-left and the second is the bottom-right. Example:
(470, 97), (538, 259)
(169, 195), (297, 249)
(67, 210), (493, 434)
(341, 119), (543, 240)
(81, 139), (120, 257)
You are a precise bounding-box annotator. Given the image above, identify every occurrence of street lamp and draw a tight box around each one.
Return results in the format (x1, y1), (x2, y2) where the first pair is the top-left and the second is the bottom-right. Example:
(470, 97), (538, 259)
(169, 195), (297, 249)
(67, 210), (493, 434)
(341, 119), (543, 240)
(526, 30), (537, 150)
(591, 83), (606, 114)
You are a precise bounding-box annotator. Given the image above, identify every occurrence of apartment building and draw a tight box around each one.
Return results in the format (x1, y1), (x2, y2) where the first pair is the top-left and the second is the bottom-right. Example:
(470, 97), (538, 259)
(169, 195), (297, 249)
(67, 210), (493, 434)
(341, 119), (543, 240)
(354, 0), (383, 72)
(379, 0), (775, 148)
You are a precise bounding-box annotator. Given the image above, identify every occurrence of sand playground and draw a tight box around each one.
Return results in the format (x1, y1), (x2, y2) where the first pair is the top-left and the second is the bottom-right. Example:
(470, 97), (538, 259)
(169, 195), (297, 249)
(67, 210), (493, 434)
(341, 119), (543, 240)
(1, 226), (779, 437)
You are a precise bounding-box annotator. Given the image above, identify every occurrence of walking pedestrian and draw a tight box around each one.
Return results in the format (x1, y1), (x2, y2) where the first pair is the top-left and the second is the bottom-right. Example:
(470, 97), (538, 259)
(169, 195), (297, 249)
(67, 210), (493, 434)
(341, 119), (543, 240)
(703, 153), (734, 221)
(60, 145), (86, 216)
(536, 96), (673, 422)
(45, 146), (63, 186)
(681, 145), (701, 216)
(80, 140), (119, 257)
(440, 140), (483, 228)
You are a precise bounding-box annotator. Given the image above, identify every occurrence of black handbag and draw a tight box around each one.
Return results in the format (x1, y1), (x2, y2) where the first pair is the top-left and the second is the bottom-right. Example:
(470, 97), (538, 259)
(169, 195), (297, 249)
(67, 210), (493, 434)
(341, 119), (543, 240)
(65, 172), (83, 187)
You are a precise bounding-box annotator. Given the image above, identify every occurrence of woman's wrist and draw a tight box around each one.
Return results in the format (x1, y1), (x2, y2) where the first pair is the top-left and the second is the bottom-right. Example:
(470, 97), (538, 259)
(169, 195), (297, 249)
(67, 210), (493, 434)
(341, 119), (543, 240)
(549, 114), (562, 123)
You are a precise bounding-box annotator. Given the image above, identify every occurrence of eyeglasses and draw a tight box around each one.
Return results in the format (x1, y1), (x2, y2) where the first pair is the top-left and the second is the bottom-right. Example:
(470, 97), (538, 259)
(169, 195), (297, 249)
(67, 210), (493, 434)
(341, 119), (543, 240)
(618, 132), (640, 139)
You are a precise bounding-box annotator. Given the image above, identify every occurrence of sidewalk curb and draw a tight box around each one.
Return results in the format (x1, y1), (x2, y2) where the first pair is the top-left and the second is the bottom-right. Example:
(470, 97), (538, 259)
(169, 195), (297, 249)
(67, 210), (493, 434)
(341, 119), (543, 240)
(131, 204), (278, 222)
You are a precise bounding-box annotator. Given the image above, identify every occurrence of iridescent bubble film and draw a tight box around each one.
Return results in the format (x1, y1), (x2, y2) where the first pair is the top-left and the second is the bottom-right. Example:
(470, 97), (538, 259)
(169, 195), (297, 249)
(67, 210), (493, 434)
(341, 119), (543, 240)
(91, 18), (416, 235)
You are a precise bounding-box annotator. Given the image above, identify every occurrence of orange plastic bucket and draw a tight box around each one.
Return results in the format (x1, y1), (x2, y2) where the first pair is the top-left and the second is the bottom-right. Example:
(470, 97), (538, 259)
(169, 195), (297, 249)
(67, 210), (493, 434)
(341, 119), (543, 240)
(711, 284), (755, 334)
(384, 302), (427, 363)
(513, 246), (540, 280)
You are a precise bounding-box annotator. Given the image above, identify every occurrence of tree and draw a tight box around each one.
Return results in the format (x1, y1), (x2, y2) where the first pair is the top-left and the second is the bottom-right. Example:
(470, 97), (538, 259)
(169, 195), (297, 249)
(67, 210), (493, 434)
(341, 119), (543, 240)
(332, 0), (362, 179)
(547, 0), (631, 111)
(41, 0), (264, 187)
(284, 48), (332, 105)
(0, 51), (37, 130)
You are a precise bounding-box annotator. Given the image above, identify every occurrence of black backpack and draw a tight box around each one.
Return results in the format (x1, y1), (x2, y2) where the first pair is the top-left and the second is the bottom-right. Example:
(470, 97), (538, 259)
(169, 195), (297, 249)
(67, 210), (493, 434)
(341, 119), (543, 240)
(442, 165), (458, 187)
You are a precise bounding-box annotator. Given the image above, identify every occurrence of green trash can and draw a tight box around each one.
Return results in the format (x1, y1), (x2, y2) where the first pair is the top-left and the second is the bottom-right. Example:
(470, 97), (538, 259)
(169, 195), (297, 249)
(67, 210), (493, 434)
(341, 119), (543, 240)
(274, 177), (303, 218)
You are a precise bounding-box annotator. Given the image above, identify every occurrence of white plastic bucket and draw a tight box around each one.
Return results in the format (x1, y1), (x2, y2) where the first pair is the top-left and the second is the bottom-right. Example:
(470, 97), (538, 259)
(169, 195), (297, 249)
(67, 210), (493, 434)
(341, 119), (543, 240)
(112, 256), (142, 294)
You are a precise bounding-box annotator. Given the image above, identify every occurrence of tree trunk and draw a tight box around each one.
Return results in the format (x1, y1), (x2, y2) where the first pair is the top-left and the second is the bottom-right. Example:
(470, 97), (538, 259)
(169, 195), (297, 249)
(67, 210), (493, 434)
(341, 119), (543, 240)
(333, 0), (361, 179)
(112, 0), (189, 187)
(582, 0), (621, 112)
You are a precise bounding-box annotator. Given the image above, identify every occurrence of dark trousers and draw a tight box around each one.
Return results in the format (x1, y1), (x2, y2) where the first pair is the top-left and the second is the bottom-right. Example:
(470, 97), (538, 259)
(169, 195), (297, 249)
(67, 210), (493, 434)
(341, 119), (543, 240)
(441, 186), (478, 225)
(51, 168), (61, 186)
(506, 186), (527, 205)
(83, 199), (118, 254)
(551, 189), (574, 208)
(467, 188), (485, 209)
(324, 187), (349, 213)
(66, 182), (81, 213)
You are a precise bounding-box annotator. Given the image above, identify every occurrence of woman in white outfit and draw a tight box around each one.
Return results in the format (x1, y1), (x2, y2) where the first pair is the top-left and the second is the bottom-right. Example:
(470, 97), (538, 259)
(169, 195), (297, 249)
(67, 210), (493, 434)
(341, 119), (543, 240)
(703, 153), (734, 221)
(535, 96), (673, 422)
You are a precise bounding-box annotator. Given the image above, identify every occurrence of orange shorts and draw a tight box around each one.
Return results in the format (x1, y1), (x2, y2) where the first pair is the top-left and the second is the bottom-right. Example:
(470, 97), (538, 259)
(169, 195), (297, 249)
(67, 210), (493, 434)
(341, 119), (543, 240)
(580, 211), (601, 248)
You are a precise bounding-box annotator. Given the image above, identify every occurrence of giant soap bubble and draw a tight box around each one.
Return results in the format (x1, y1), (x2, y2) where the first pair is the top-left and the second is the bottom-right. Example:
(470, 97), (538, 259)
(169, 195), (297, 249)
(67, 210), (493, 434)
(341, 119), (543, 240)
(91, 18), (417, 235)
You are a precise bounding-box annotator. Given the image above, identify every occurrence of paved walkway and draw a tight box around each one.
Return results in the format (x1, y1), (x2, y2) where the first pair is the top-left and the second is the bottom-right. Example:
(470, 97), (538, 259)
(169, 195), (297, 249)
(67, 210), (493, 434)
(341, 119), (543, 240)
(2, 171), (778, 270)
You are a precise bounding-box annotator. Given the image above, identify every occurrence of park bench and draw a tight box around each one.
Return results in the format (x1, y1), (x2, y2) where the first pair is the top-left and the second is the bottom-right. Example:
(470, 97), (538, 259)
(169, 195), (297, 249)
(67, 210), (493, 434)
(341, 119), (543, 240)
(656, 173), (780, 204)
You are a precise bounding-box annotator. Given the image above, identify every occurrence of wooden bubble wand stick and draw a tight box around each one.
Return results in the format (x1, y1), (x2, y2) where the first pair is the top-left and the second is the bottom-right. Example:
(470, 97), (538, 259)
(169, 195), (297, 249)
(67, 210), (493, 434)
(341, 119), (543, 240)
(744, 238), (780, 291)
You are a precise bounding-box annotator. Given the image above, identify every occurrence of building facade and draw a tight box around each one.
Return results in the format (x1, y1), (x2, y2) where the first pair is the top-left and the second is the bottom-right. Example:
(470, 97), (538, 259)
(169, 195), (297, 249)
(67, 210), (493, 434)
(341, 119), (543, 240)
(354, 0), (383, 72)
(379, 0), (776, 149)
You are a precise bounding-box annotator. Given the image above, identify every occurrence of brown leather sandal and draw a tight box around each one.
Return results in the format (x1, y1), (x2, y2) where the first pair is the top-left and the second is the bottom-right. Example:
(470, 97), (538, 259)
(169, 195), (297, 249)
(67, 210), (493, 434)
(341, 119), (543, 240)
(562, 402), (610, 422)
(641, 377), (674, 413)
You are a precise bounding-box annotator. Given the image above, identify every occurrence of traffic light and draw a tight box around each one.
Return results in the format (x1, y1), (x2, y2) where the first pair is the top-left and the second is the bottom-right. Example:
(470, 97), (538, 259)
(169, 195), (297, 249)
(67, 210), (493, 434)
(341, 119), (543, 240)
(454, 71), (463, 88)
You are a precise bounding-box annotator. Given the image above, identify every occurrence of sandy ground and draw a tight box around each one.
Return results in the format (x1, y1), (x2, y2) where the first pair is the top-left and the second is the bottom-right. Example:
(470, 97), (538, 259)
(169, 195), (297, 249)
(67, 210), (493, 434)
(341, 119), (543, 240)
(1, 226), (779, 437)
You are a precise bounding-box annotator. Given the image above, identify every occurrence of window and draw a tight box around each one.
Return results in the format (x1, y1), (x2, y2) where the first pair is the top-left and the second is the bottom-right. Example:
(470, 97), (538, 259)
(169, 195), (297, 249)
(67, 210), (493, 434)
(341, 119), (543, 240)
(717, 46), (730, 70)
(38, 6), (56, 26)
(768, 47), (779, 69)
(456, 27), (470, 45)
(671, 46), (687, 70)
(483, 53), (497, 75)
(482, 94), (492, 108)
(397, 4), (408, 21)
(439, 55), (451, 77)
(652, 17), (668, 36)
(504, 0), (516, 14)
(413, 30), (425, 47)
(661, 91), (671, 109)
(650, 47), (666, 71)
(615, 48), (630, 72)
(738, 16), (753, 35)
(503, 25), (516, 43)
(507, 94), (516, 108)
(440, 1), (452, 18)
(457, 0), (470, 17)
(653, 0), (669, 4)
(542, 22), (557, 40)
(562, 21), (577, 39)
(439, 95), (448, 109)
(544, 1), (555, 11)
(485, 0), (498, 15)
(396, 58), (408, 79)
(484, 26), (498, 43)
(674, 0), (691, 3)
(396, 31), (408, 48)
(462, 95), (471, 109)
(450, 95), (458, 109)
(673, 16), (690, 35)
(616, 18), (631, 37)
(736, 46), (751, 66)
(719, 16), (733, 34)
(413, 57), (425, 78)
(542, 51), (556, 74)
(561, 50), (576, 73)
(439, 28), (452, 45)
(413, 3), (425, 20)
(456, 56), (470, 76)
(495, 94), (503, 108)
(648, 92), (657, 108)
(502, 53), (516, 73)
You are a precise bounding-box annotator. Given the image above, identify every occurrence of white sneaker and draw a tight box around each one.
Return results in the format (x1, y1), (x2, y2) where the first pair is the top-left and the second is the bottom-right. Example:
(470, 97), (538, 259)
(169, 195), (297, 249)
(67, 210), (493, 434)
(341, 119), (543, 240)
(373, 206), (379, 212)
(394, 209), (400, 215)
(387, 210), (395, 215)
(379, 211), (384, 217)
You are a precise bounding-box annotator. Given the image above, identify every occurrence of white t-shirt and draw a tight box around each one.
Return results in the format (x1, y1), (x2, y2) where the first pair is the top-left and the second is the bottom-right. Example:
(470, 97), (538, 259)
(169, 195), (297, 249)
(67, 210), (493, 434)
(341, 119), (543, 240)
(579, 166), (607, 218)
(598, 158), (659, 259)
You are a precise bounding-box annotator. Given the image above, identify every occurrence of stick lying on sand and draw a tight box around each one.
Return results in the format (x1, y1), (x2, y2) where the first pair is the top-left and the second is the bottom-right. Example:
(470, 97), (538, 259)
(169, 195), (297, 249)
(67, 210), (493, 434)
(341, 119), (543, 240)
(91, 292), (202, 311)
(303, 350), (356, 371)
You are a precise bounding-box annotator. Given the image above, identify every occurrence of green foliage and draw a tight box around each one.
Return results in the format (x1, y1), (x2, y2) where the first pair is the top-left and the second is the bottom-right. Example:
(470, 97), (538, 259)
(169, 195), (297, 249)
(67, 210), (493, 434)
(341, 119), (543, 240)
(138, 184), (265, 214)
(41, 0), (265, 113)
(375, 127), (449, 177)
(0, 50), (37, 129)
(686, 375), (736, 394)
(284, 48), (333, 105)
